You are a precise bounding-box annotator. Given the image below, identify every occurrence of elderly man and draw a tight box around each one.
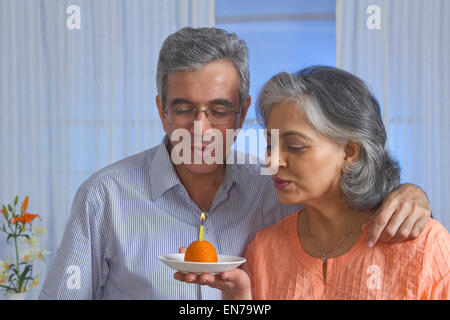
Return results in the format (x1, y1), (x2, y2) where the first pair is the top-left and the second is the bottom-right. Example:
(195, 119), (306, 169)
(39, 27), (430, 300)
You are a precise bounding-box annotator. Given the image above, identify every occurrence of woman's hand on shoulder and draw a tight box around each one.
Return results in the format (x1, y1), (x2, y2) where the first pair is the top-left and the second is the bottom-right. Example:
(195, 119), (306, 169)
(364, 183), (431, 246)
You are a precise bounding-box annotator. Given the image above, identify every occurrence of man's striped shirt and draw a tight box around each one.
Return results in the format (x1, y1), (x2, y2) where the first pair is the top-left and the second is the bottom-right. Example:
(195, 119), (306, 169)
(39, 137), (300, 299)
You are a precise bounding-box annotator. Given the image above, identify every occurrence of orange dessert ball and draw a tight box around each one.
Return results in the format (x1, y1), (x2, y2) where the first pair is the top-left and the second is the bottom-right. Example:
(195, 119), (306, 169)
(184, 240), (218, 263)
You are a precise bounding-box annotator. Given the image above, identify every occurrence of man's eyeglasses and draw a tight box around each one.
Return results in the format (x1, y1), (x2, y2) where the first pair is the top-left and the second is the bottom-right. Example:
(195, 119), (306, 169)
(165, 106), (240, 126)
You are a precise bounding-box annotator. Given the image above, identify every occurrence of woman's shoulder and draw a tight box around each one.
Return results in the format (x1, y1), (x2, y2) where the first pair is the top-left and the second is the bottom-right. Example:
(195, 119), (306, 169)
(251, 210), (300, 246)
(376, 218), (449, 255)
(421, 219), (450, 259)
(245, 211), (300, 274)
(417, 218), (449, 242)
(406, 219), (450, 286)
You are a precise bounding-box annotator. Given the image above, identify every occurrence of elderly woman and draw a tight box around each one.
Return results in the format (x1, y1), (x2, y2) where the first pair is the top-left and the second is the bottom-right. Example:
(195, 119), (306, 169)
(175, 66), (450, 299)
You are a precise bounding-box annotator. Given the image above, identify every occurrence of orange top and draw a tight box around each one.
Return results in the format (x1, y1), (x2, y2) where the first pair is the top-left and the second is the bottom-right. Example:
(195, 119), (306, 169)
(243, 211), (450, 300)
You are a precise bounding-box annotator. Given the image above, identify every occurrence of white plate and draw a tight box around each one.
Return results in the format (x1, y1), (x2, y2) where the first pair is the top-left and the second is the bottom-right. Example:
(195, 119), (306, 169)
(158, 253), (246, 275)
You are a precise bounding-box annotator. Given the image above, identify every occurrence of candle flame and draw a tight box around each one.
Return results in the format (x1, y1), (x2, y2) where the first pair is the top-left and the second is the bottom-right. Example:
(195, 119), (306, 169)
(199, 212), (206, 241)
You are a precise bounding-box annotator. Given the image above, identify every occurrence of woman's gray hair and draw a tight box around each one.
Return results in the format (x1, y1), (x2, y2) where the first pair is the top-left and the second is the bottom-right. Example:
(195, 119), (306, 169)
(257, 66), (400, 211)
(157, 27), (250, 109)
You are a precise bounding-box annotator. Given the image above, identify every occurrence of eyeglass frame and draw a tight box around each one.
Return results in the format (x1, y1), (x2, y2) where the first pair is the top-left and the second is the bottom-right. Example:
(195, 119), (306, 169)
(163, 104), (242, 125)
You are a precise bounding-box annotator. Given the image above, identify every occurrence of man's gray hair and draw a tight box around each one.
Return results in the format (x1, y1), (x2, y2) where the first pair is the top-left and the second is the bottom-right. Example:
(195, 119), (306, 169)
(157, 27), (250, 109)
(257, 66), (400, 211)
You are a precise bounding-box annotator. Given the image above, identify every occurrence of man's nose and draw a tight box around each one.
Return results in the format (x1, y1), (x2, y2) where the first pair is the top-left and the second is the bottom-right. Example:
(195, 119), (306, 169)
(193, 110), (212, 133)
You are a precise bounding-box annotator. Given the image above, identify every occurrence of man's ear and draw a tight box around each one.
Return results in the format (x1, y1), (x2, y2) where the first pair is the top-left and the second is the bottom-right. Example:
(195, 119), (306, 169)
(343, 141), (361, 165)
(156, 95), (168, 132)
(237, 95), (251, 129)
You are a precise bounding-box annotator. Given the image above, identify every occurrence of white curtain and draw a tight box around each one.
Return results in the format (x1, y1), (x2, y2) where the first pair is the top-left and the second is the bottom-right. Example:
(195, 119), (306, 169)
(336, 0), (450, 229)
(0, 0), (214, 299)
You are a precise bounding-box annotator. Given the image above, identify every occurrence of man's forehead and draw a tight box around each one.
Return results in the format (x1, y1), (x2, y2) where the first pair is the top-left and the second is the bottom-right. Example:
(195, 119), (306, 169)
(166, 60), (239, 81)
(165, 61), (240, 103)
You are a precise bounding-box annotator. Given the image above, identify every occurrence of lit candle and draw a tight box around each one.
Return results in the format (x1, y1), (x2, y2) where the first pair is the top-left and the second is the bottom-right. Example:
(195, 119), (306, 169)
(199, 212), (206, 241)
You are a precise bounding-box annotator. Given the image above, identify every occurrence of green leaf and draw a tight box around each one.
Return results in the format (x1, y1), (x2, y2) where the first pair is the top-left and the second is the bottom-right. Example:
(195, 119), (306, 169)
(17, 265), (31, 291)
(20, 265), (31, 278)
(14, 195), (18, 206)
(20, 234), (30, 240)
(6, 234), (14, 243)
(0, 284), (12, 289)
(0, 284), (15, 290)
(8, 204), (13, 212)
(8, 273), (16, 282)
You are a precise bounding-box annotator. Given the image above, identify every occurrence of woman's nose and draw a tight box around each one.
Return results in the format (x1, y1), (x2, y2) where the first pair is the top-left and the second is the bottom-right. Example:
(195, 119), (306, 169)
(278, 149), (288, 167)
(267, 147), (287, 169)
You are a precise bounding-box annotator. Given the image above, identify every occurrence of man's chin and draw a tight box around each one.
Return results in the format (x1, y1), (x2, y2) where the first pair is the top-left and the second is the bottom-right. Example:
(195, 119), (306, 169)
(181, 162), (224, 175)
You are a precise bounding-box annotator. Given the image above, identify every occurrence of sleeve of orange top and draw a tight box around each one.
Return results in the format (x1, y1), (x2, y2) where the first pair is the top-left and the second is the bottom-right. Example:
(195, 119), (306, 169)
(243, 231), (273, 300)
(423, 221), (450, 300)
(430, 273), (449, 300)
(242, 236), (257, 299)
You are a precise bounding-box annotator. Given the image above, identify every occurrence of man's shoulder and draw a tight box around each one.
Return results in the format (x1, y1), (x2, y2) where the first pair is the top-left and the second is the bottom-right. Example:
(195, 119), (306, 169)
(80, 145), (159, 192)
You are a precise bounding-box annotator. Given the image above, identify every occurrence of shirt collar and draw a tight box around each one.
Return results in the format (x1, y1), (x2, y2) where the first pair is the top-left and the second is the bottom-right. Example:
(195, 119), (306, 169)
(149, 136), (182, 201)
(224, 150), (261, 192)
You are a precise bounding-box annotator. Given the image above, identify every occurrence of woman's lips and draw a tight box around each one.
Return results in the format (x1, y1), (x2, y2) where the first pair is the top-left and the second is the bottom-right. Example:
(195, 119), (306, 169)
(272, 177), (291, 190)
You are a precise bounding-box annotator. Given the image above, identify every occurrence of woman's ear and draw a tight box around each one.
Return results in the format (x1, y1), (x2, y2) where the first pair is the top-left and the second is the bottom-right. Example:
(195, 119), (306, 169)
(343, 141), (361, 165)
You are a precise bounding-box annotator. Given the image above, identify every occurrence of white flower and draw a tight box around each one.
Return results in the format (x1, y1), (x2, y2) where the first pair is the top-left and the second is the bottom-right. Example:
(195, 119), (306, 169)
(0, 259), (11, 272)
(24, 273), (40, 291)
(21, 253), (32, 263)
(22, 235), (39, 246)
(19, 247), (34, 263)
(0, 261), (9, 285)
(0, 271), (8, 285)
(31, 277), (39, 288)
(33, 226), (47, 235)
(19, 244), (50, 263)
(37, 250), (51, 261)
